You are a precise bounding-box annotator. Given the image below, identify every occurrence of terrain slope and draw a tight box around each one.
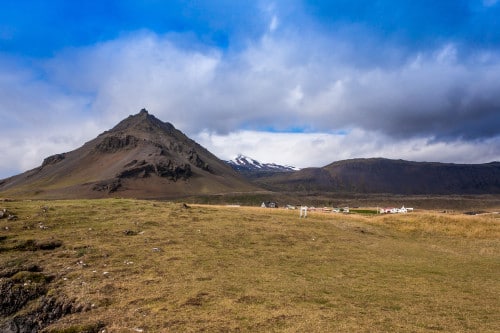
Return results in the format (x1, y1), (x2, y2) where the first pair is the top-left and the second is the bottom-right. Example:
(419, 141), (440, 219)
(0, 109), (258, 199)
(254, 158), (500, 194)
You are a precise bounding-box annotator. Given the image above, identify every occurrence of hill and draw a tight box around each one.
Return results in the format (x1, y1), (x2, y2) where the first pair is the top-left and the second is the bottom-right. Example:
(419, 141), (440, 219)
(0, 109), (258, 199)
(253, 158), (500, 194)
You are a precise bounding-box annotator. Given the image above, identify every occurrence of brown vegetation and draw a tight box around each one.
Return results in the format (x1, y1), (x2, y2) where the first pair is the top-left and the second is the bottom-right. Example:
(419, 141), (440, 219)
(0, 199), (498, 332)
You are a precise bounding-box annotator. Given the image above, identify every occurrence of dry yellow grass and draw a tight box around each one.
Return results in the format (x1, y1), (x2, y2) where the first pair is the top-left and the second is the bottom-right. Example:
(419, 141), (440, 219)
(372, 210), (500, 238)
(0, 199), (499, 332)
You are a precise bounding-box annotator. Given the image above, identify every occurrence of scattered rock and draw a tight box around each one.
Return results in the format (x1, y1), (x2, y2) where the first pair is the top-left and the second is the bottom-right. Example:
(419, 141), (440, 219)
(117, 163), (155, 179)
(95, 135), (139, 153)
(123, 230), (138, 236)
(41, 153), (66, 167)
(156, 162), (192, 180)
(92, 179), (122, 193)
(117, 159), (193, 181)
(187, 149), (210, 172)
(0, 208), (13, 219)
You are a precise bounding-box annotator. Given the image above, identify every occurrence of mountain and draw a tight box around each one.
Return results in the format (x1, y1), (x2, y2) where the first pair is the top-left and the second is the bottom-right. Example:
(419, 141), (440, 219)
(252, 158), (500, 195)
(226, 154), (298, 174)
(0, 109), (258, 199)
(2, 112), (498, 199)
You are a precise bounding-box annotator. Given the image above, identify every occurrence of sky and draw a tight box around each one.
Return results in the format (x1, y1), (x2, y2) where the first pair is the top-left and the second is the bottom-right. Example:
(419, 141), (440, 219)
(1, 0), (499, 178)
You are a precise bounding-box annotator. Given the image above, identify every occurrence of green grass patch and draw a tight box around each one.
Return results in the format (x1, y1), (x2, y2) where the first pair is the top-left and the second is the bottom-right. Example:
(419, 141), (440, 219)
(350, 209), (379, 215)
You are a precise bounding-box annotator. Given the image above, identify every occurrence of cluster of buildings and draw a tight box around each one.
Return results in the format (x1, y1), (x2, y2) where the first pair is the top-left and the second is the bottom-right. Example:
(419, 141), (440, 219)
(261, 202), (414, 215)
(379, 206), (413, 214)
(262, 202), (351, 213)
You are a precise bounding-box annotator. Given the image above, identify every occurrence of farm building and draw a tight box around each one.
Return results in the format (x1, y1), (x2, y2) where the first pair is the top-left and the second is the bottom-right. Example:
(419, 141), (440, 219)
(261, 201), (278, 208)
(380, 206), (413, 214)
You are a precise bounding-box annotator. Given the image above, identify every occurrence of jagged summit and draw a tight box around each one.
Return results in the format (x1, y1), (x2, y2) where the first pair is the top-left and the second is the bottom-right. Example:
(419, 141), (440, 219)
(107, 108), (176, 135)
(0, 109), (257, 199)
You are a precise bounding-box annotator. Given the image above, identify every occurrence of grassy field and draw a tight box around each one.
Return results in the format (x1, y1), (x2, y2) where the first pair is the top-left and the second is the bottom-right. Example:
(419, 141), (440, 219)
(0, 199), (499, 332)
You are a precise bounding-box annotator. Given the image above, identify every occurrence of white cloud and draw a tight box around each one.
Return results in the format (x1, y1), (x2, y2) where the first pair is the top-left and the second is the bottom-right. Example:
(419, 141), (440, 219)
(269, 15), (279, 32)
(196, 129), (500, 169)
(40, 30), (500, 140)
(435, 43), (458, 64)
(286, 85), (304, 109)
(0, 120), (101, 178)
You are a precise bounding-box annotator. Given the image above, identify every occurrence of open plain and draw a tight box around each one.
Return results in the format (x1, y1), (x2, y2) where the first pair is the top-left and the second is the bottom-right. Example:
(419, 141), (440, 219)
(0, 198), (499, 332)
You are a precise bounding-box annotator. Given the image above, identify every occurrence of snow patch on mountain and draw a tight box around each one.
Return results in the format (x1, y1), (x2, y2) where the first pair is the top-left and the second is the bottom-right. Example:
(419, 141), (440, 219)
(227, 154), (299, 172)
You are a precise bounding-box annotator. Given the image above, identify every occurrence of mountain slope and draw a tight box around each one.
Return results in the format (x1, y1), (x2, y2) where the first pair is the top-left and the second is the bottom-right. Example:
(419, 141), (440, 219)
(0, 109), (258, 199)
(253, 158), (500, 194)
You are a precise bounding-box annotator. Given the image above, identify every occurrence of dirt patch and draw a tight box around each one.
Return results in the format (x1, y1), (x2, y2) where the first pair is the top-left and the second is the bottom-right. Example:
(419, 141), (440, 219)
(183, 292), (210, 306)
(0, 266), (94, 333)
(13, 239), (63, 251)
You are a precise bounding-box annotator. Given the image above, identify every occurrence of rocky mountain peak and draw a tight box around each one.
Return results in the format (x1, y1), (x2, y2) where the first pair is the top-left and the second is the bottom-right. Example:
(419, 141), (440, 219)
(0, 109), (257, 198)
(108, 109), (175, 136)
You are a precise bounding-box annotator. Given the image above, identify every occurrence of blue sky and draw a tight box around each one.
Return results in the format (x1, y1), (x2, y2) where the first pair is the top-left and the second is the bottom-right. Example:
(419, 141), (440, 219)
(1, 0), (499, 178)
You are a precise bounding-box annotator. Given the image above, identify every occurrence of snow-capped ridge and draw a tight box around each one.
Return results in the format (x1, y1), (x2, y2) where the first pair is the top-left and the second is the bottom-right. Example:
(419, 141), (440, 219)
(227, 154), (299, 172)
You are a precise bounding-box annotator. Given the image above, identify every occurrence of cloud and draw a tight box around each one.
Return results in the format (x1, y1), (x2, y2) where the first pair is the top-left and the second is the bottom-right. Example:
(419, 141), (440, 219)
(196, 129), (500, 168)
(269, 15), (279, 32)
(42, 30), (500, 142)
(0, 55), (103, 178)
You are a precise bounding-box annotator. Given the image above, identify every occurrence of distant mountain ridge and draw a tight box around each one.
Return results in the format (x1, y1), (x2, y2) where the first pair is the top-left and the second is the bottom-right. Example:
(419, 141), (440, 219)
(0, 109), (258, 199)
(226, 154), (298, 173)
(251, 158), (500, 195)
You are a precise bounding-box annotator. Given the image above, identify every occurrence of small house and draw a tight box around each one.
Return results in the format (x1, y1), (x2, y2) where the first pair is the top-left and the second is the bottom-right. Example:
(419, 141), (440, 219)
(261, 201), (278, 208)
